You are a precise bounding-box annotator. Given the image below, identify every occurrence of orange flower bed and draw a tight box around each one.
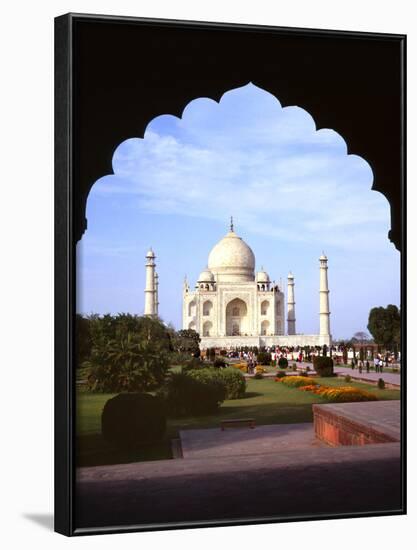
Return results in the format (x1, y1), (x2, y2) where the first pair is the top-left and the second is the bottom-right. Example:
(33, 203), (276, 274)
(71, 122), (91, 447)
(232, 363), (248, 373)
(299, 384), (377, 402)
(278, 376), (318, 388)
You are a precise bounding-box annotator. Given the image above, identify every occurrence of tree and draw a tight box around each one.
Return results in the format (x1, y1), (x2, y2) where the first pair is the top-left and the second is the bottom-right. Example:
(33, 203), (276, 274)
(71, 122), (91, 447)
(75, 314), (92, 367)
(352, 331), (371, 343)
(88, 313), (172, 352)
(89, 332), (170, 393)
(173, 329), (201, 356)
(367, 305), (400, 350)
(83, 314), (173, 392)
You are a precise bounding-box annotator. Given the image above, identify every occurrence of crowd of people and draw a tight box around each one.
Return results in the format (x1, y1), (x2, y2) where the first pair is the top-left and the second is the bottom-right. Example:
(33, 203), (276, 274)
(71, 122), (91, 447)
(228, 347), (307, 362)
(208, 345), (400, 374)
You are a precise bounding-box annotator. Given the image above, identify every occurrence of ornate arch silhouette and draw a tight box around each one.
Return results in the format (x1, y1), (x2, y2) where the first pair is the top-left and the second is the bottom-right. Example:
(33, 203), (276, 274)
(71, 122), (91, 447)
(63, 16), (404, 251)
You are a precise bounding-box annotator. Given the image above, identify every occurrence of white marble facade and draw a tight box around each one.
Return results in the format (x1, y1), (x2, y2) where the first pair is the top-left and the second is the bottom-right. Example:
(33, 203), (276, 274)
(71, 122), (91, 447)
(181, 222), (331, 349)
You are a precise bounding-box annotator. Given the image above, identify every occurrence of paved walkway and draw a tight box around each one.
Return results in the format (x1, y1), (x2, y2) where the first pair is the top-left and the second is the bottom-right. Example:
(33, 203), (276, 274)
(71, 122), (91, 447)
(243, 363), (401, 386)
(333, 366), (401, 386)
(180, 423), (323, 459)
(76, 442), (401, 530)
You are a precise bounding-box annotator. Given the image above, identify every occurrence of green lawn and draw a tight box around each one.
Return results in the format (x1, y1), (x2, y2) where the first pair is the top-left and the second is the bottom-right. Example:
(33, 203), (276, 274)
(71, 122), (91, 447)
(76, 376), (400, 467)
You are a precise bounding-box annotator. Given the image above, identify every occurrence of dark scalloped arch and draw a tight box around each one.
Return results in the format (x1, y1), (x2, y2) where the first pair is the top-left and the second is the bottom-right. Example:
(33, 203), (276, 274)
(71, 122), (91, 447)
(72, 17), (404, 250)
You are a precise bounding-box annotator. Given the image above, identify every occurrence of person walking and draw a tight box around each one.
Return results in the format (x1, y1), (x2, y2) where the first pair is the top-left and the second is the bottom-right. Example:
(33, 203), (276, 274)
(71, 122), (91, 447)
(247, 355), (253, 375)
(374, 356), (380, 373)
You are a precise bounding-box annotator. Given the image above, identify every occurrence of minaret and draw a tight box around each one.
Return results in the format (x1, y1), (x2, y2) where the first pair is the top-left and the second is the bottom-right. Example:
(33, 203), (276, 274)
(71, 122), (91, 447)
(287, 272), (296, 335)
(144, 248), (156, 316)
(319, 253), (331, 336)
(183, 275), (189, 293)
(154, 272), (159, 316)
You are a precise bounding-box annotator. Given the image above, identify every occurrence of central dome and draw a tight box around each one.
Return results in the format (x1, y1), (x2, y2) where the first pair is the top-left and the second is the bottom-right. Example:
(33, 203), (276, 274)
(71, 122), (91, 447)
(208, 228), (255, 282)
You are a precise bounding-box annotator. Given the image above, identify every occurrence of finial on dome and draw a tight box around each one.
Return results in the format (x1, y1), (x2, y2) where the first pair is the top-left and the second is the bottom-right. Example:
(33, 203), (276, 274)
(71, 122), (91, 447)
(230, 216), (234, 232)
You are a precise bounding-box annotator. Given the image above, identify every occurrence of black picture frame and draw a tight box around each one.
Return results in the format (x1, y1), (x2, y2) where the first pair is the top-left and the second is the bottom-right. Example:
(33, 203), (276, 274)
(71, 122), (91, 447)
(55, 13), (406, 536)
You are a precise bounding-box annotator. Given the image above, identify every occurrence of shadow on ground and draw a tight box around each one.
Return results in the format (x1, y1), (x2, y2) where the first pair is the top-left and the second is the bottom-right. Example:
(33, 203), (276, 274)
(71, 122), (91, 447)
(23, 513), (54, 531)
(75, 443), (402, 529)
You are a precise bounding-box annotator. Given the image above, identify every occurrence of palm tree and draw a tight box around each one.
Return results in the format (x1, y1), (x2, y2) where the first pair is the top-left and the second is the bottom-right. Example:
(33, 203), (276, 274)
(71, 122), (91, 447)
(89, 332), (169, 393)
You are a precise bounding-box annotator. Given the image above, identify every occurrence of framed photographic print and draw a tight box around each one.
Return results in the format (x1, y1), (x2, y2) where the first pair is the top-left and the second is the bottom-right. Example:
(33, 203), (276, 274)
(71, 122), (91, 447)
(55, 13), (406, 536)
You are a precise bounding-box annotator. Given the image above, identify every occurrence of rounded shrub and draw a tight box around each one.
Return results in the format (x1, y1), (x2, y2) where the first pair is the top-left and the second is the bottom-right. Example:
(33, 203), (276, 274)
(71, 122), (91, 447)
(278, 357), (289, 369)
(160, 369), (226, 416)
(101, 393), (166, 449)
(219, 368), (246, 399)
(257, 352), (272, 365)
(377, 378), (386, 390)
(253, 372), (264, 379)
(181, 357), (203, 372)
(344, 374), (352, 383)
(313, 356), (334, 377)
(213, 357), (227, 368)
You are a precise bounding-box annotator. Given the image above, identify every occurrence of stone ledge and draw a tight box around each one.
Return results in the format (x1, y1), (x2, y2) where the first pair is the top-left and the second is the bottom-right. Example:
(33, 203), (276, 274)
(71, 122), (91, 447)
(313, 401), (400, 447)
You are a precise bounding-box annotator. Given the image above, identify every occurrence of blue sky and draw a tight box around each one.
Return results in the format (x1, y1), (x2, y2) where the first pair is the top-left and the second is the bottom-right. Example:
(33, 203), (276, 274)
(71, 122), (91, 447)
(76, 83), (400, 339)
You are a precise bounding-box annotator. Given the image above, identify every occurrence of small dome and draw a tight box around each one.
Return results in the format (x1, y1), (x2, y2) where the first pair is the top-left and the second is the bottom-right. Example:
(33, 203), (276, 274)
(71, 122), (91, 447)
(288, 271), (294, 279)
(256, 269), (270, 283)
(146, 248), (155, 258)
(198, 268), (214, 282)
(208, 228), (255, 282)
(320, 253), (328, 261)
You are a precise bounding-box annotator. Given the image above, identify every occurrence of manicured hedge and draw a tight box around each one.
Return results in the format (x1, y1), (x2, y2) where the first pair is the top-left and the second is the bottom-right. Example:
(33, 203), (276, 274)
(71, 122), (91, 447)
(181, 357), (204, 372)
(160, 369), (226, 416)
(278, 357), (289, 369)
(313, 356), (334, 377)
(101, 393), (166, 449)
(219, 368), (246, 399)
(257, 352), (272, 365)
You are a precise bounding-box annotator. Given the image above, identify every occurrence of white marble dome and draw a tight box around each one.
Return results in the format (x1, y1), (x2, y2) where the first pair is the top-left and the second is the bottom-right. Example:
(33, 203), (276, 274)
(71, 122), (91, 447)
(198, 268), (214, 282)
(208, 229), (255, 282)
(256, 269), (270, 283)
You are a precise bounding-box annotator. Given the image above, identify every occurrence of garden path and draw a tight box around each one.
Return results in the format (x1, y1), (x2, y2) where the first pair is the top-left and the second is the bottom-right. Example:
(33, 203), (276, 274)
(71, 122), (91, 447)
(179, 423), (323, 459)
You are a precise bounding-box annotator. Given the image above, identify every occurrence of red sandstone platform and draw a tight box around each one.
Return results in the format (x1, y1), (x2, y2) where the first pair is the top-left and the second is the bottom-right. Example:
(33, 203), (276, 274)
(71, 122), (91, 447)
(313, 400), (401, 446)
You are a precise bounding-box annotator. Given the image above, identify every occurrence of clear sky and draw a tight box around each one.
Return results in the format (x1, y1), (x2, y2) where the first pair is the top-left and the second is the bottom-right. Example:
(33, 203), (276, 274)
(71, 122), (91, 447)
(76, 83), (400, 339)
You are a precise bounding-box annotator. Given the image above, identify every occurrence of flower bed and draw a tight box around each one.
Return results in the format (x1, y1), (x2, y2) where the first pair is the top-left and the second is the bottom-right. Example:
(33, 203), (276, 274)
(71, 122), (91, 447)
(299, 384), (378, 402)
(276, 376), (317, 388)
(232, 363), (248, 373)
(276, 375), (379, 403)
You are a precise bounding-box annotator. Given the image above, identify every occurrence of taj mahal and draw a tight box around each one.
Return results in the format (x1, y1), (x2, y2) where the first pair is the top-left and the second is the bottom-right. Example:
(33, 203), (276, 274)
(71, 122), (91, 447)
(144, 219), (332, 350)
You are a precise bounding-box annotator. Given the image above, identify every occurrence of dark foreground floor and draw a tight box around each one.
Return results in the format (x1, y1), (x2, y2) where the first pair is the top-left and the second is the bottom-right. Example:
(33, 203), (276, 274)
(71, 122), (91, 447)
(75, 442), (402, 530)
